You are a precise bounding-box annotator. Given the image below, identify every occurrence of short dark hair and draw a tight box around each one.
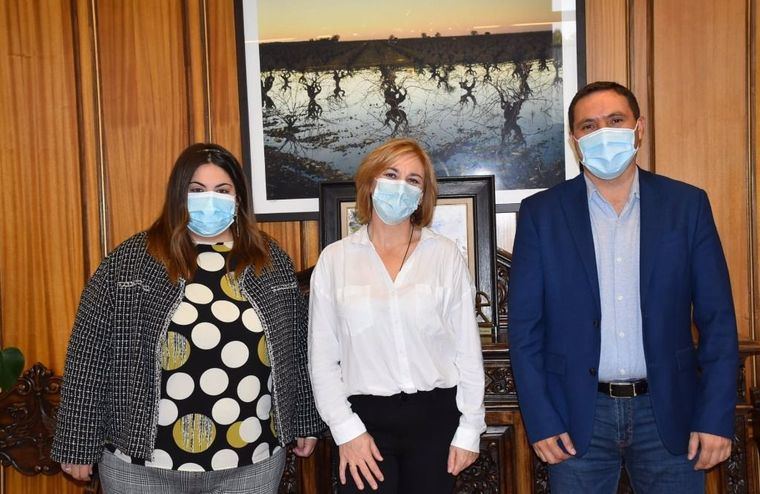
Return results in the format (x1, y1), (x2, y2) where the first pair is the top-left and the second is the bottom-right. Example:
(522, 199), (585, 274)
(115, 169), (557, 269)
(568, 81), (641, 128)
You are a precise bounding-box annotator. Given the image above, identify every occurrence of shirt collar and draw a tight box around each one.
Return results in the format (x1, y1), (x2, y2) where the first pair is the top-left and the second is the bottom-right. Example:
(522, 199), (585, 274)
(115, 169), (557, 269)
(583, 167), (640, 205)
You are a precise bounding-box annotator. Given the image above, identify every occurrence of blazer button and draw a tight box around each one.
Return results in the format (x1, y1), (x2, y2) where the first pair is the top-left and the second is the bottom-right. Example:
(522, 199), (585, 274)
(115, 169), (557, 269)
(593, 319), (600, 328)
(589, 368), (597, 376)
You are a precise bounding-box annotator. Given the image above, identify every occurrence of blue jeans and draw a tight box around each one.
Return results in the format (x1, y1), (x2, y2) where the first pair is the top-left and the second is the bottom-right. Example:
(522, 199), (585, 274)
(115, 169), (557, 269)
(548, 393), (704, 494)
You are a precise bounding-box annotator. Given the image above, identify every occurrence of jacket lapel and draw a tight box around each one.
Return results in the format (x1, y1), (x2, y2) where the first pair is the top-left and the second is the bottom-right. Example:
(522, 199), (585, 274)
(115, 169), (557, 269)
(638, 169), (663, 315)
(560, 174), (601, 314)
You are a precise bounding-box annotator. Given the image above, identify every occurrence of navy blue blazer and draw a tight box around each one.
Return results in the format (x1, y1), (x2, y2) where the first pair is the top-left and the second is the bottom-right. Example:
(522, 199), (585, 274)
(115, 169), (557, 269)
(508, 169), (739, 455)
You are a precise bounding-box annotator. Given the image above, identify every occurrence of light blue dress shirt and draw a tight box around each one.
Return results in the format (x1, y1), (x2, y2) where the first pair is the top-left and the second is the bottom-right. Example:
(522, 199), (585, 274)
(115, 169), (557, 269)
(585, 170), (647, 382)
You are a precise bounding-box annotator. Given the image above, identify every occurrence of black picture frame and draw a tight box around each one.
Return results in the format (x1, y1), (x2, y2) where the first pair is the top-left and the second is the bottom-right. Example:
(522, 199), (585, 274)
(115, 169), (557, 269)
(319, 176), (499, 339)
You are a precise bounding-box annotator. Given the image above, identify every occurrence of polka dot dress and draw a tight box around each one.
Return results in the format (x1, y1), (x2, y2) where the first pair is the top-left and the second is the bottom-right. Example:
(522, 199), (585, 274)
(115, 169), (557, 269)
(110, 242), (278, 471)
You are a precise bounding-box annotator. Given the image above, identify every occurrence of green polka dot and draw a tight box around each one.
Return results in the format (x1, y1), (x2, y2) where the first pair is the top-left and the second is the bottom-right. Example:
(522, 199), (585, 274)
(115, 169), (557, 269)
(226, 421), (247, 448)
(220, 273), (246, 301)
(161, 332), (191, 370)
(258, 337), (270, 367)
(270, 418), (278, 438)
(172, 414), (216, 453)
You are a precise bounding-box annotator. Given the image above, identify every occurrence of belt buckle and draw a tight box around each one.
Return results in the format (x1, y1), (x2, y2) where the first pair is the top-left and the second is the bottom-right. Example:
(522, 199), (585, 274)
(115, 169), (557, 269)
(610, 381), (635, 398)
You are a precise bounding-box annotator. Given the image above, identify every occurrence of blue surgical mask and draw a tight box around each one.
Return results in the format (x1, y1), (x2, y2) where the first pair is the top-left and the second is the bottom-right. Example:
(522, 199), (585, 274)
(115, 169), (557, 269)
(187, 191), (236, 237)
(576, 123), (639, 180)
(372, 178), (423, 225)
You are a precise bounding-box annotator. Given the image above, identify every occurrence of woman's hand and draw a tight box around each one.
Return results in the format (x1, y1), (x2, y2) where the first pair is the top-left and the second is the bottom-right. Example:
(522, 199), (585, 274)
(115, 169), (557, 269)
(338, 432), (384, 490)
(447, 446), (479, 476)
(293, 437), (318, 457)
(61, 463), (93, 481)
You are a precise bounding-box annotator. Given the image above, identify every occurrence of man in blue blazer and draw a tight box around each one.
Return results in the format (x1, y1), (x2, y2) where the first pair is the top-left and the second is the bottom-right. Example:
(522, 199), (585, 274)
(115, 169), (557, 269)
(508, 81), (739, 493)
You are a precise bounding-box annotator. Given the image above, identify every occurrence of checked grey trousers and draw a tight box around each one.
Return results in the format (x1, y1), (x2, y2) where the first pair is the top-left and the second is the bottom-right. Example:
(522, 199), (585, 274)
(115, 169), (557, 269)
(98, 448), (286, 494)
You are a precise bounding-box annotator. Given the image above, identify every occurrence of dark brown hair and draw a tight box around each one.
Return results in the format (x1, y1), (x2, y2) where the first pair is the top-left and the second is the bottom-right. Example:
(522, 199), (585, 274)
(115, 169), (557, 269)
(354, 138), (438, 227)
(146, 143), (270, 282)
(568, 81), (641, 127)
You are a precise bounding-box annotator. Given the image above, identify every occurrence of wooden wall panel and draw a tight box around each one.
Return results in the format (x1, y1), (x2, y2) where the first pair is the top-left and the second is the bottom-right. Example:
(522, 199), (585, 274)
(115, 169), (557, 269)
(652, 0), (752, 339)
(0, 1), (90, 492)
(585, 0), (629, 85)
(207, 0), (242, 157)
(0, 0), (83, 374)
(754, 0), (760, 341)
(97, 0), (190, 248)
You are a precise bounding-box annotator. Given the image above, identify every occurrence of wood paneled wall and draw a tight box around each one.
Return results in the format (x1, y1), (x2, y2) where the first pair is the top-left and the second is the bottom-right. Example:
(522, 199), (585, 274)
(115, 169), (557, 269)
(0, 0), (757, 492)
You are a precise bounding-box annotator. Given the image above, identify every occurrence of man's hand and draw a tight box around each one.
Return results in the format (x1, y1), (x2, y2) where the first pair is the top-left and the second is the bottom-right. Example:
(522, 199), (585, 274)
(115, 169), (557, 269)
(293, 437), (318, 457)
(532, 432), (576, 464)
(338, 432), (384, 490)
(688, 432), (731, 470)
(447, 446), (479, 475)
(61, 463), (93, 482)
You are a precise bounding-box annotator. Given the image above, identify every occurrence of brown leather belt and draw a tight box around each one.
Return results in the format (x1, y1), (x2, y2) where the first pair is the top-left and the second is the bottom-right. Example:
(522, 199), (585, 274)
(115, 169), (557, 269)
(597, 379), (648, 398)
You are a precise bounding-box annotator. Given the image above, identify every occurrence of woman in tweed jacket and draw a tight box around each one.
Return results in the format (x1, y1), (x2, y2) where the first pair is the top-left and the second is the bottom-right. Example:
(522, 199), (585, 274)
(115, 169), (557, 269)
(52, 143), (325, 493)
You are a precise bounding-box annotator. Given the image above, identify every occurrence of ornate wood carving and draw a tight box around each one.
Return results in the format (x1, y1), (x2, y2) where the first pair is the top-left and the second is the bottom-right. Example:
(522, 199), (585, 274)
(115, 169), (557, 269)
(455, 426), (514, 494)
(483, 356), (517, 400)
(533, 455), (550, 494)
(0, 363), (61, 475)
(278, 448), (298, 494)
(725, 412), (748, 494)
(495, 249), (511, 336)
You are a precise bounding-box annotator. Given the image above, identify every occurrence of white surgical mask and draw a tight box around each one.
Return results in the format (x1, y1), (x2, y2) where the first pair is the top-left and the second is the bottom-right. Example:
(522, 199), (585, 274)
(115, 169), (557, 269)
(575, 123), (639, 180)
(371, 178), (422, 225)
(187, 191), (236, 237)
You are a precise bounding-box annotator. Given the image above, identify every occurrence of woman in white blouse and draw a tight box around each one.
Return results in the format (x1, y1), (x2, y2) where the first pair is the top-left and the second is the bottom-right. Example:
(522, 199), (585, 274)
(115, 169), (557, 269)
(308, 138), (486, 493)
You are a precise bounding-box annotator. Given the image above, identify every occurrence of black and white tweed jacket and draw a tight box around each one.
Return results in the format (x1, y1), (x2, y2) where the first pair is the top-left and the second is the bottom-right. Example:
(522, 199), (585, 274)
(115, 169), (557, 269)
(51, 232), (326, 464)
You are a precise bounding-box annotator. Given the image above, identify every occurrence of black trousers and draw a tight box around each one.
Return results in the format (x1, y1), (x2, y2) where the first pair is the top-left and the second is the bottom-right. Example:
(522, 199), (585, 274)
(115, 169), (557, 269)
(339, 387), (460, 494)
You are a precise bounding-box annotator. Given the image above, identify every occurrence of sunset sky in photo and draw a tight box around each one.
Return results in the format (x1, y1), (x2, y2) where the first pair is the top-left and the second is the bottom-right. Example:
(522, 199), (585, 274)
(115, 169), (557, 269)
(257, 0), (563, 42)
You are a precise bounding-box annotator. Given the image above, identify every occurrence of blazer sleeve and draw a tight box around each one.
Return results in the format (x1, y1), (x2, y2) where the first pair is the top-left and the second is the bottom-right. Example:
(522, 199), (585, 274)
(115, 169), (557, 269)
(508, 200), (568, 444)
(689, 190), (740, 438)
(51, 255), (115, 464)
(292, 268), (328, 438)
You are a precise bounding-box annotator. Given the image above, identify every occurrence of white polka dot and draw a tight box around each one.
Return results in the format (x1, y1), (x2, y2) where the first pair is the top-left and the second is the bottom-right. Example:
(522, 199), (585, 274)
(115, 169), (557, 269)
(146, 449), (173, 469)
(211, 449), (239, 470)
(267, 374), (273, 392)
(237, 375), (261, 403)
(212, 300), (241, 323)
(191, 322), (221, 349)
(252, 443), (271, 463)
(221, 341), (249, 368)
(242, 308), (263, 332)
(158, 399), (178, 426)
(178, 463), (204, 472)
(240, 416), (262, 443)
(185, 283), (214, 304)
(212, 398), (241, 425)
(171, 302), (198, 325)
(166, 372), (195, 400)
(256, 394), (272, 420)
(200, 368), (229, 396)
(197, 251), (225, 271)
